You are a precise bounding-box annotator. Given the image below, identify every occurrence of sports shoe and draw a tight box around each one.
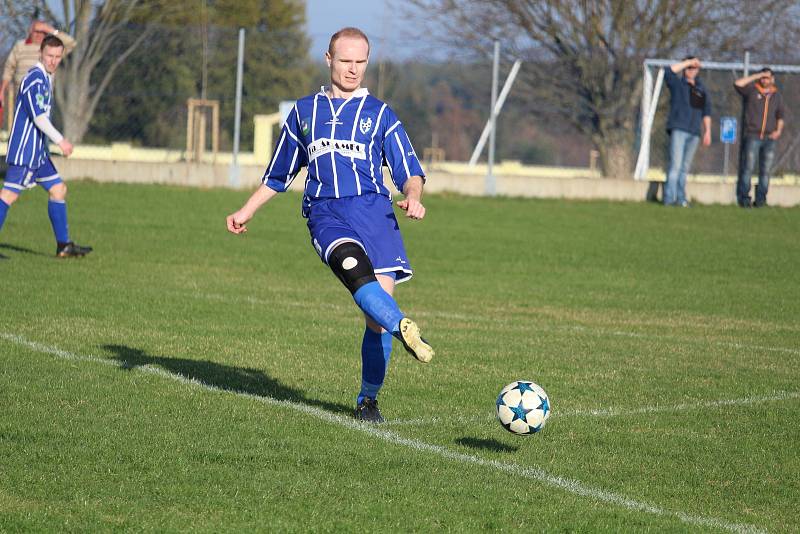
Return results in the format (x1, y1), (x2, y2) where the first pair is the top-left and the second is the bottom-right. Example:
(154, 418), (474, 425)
(56, 241), (93, 258)
(354, 397), (384, 423)
(397, 317), (434, 363)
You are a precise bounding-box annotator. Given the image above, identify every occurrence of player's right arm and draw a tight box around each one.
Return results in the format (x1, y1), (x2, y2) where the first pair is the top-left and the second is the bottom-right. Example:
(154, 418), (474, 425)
(226, 103), (308, 235)
(226, 185), (278, 234)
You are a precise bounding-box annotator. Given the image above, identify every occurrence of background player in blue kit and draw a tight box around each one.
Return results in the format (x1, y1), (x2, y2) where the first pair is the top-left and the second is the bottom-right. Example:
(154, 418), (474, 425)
(0, 35), (91, 258)
(226, 27), (433, 423)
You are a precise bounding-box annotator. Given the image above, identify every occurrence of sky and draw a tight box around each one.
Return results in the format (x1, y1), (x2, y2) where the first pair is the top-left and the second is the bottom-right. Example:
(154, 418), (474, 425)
(304, 0), (427, 61)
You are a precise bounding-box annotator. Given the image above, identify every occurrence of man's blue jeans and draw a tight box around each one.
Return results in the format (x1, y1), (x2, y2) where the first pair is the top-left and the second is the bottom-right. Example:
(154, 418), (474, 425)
(664, 129), (700, 206)
(737, 136), (776, 206)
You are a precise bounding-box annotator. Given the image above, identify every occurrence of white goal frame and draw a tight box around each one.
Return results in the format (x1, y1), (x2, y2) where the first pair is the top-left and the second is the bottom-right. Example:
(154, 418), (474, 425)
(634, 56), (800, 180)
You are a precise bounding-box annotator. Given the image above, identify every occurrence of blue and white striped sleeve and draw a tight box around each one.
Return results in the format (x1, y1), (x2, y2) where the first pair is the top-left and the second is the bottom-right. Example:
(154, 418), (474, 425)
(262, 104), (308, 192)
(381, 107), (425, 193)
(23, 76), (47, 118)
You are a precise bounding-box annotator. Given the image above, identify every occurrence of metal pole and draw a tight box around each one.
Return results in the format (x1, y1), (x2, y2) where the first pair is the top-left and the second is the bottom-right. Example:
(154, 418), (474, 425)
(739, 51), (750, 188)
(230, 28), (245, 188)
(633, 67), (665, 180)
(468, 60), (521, 166)
(487, 40), (499, 196)
(639, 64), (653, 177)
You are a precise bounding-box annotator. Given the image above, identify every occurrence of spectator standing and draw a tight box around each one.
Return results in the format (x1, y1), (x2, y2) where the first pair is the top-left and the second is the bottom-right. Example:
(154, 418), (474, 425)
(1, 20), (76, 131)
(734, 68), (785, 208)
(663, 57), (712, 207)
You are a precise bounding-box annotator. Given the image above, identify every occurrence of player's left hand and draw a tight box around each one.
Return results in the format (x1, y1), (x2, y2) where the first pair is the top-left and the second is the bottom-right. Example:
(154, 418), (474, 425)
(397, 198), (426, 220)
(702, 130), (711, 147)
(769, 130), (782, 140)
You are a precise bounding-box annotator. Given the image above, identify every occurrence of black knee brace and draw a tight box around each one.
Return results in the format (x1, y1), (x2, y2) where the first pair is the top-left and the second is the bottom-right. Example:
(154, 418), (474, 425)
(327, 241), (377, 294)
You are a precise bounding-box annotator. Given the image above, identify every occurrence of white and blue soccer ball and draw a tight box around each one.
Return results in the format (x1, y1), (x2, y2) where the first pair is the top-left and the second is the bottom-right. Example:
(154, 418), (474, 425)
(496, 380), (551, 435)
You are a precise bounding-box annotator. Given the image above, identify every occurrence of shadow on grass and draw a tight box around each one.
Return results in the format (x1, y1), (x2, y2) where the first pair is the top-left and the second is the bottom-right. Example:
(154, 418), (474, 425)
(0, 243), (49, 257)
(455, 437), (518, 453)
(103, 344), (353, 417)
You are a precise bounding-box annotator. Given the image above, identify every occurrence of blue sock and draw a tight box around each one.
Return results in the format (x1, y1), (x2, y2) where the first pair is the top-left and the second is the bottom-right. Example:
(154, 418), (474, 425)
(357, 328), (393, 403)
(352, 281), (404, 335)
(47, 200), (70, 244)
(0, 199), (9, 233)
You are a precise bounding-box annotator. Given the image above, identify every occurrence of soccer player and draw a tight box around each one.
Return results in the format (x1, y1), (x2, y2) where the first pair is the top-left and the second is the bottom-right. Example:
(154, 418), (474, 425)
(0, 35), (92, 258)
(226, 27), (433, 423)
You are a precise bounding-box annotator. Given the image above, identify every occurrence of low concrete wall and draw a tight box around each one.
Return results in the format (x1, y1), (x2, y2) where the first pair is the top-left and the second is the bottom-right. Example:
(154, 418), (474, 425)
(56, 158), (266, 189)
(53, 158), (800, 207)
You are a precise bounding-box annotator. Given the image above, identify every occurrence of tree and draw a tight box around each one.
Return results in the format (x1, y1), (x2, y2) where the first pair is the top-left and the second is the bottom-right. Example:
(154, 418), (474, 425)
(86, 0), (311, 150)
(409, 0), (800, 178)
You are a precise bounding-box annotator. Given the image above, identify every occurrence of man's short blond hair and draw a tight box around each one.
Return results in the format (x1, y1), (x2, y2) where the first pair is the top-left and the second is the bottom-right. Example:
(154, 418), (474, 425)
(327, 27), (370, 57)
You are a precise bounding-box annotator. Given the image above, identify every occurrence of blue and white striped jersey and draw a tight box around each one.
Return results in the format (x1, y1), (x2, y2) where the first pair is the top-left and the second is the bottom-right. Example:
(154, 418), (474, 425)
(262, 87), (425, 211)
(5, 63), (52, 169)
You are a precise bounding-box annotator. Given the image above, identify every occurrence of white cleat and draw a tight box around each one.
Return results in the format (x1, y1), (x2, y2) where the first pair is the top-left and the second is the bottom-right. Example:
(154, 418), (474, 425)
(398, 317), (434, 363)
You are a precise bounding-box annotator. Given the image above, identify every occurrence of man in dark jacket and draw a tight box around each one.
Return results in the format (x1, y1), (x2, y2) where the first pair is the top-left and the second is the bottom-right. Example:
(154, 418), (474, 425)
(734, 68), (785, 207)
(663, 57), (712, 207)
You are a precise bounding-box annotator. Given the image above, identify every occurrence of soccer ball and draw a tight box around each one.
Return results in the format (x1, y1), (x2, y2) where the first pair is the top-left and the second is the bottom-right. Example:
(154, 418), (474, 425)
(496, 380), (551, 435)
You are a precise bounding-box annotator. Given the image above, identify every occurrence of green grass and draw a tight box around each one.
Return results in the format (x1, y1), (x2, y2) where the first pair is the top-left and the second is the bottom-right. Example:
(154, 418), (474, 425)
(1, 182), (799, 533)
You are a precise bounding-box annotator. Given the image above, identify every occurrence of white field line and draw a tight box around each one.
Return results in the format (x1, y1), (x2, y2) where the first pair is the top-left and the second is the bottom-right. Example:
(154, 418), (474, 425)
(385, 391), (800, 427)
(190, 292), (800, 356)
(1, 332), (766, 534)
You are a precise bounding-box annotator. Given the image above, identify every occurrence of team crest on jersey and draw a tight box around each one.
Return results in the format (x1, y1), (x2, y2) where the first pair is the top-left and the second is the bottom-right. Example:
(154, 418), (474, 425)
(35, 92), (47, 111)
(359, 116), (373, 134)
(301, 118), (311, 136)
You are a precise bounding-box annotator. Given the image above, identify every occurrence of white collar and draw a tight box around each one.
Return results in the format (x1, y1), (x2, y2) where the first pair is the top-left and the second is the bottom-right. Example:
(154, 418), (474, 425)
(319, 86), (369, 99)
(35, 62), (52, 81)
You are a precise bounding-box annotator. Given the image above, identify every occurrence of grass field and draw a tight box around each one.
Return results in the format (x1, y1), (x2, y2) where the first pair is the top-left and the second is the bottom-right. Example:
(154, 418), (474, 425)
(1, 181), (799, 533)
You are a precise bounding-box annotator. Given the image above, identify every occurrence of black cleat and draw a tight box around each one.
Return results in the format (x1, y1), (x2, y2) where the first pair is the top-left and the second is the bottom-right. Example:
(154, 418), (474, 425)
(397, 317), (434, 363)
(56, 241), (93, 258)
(354, 397), (384, 423)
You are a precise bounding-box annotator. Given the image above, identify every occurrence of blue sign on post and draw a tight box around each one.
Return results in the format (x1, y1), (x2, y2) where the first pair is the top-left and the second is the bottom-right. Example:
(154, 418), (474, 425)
(720, 117), (737, 144)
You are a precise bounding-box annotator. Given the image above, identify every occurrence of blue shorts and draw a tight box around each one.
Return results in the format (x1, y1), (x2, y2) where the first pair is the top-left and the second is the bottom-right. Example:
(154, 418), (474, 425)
(306, 193), (413, 283)
(2, 158), (63, 193)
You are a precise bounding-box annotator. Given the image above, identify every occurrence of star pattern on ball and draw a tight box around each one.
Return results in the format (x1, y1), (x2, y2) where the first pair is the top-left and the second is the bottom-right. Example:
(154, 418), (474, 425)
(510, 401), (532, 422)
(513, 381), (536, 395)
(537, 395), (550, 416)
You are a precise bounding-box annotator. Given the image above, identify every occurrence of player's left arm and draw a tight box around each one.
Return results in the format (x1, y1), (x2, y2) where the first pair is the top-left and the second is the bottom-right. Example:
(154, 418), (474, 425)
(24, 77), (72, 156)
(397, 176), (426, 220)
(382, 107), (426, 219)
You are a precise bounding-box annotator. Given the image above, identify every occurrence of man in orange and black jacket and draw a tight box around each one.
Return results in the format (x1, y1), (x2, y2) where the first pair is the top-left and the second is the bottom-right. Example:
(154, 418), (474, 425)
(734, 68), (786, 208)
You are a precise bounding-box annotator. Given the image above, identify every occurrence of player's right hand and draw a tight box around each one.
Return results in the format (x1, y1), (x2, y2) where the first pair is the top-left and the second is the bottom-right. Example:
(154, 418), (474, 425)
(58, 139), (73, 157)
(226, 209), (251, 234)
